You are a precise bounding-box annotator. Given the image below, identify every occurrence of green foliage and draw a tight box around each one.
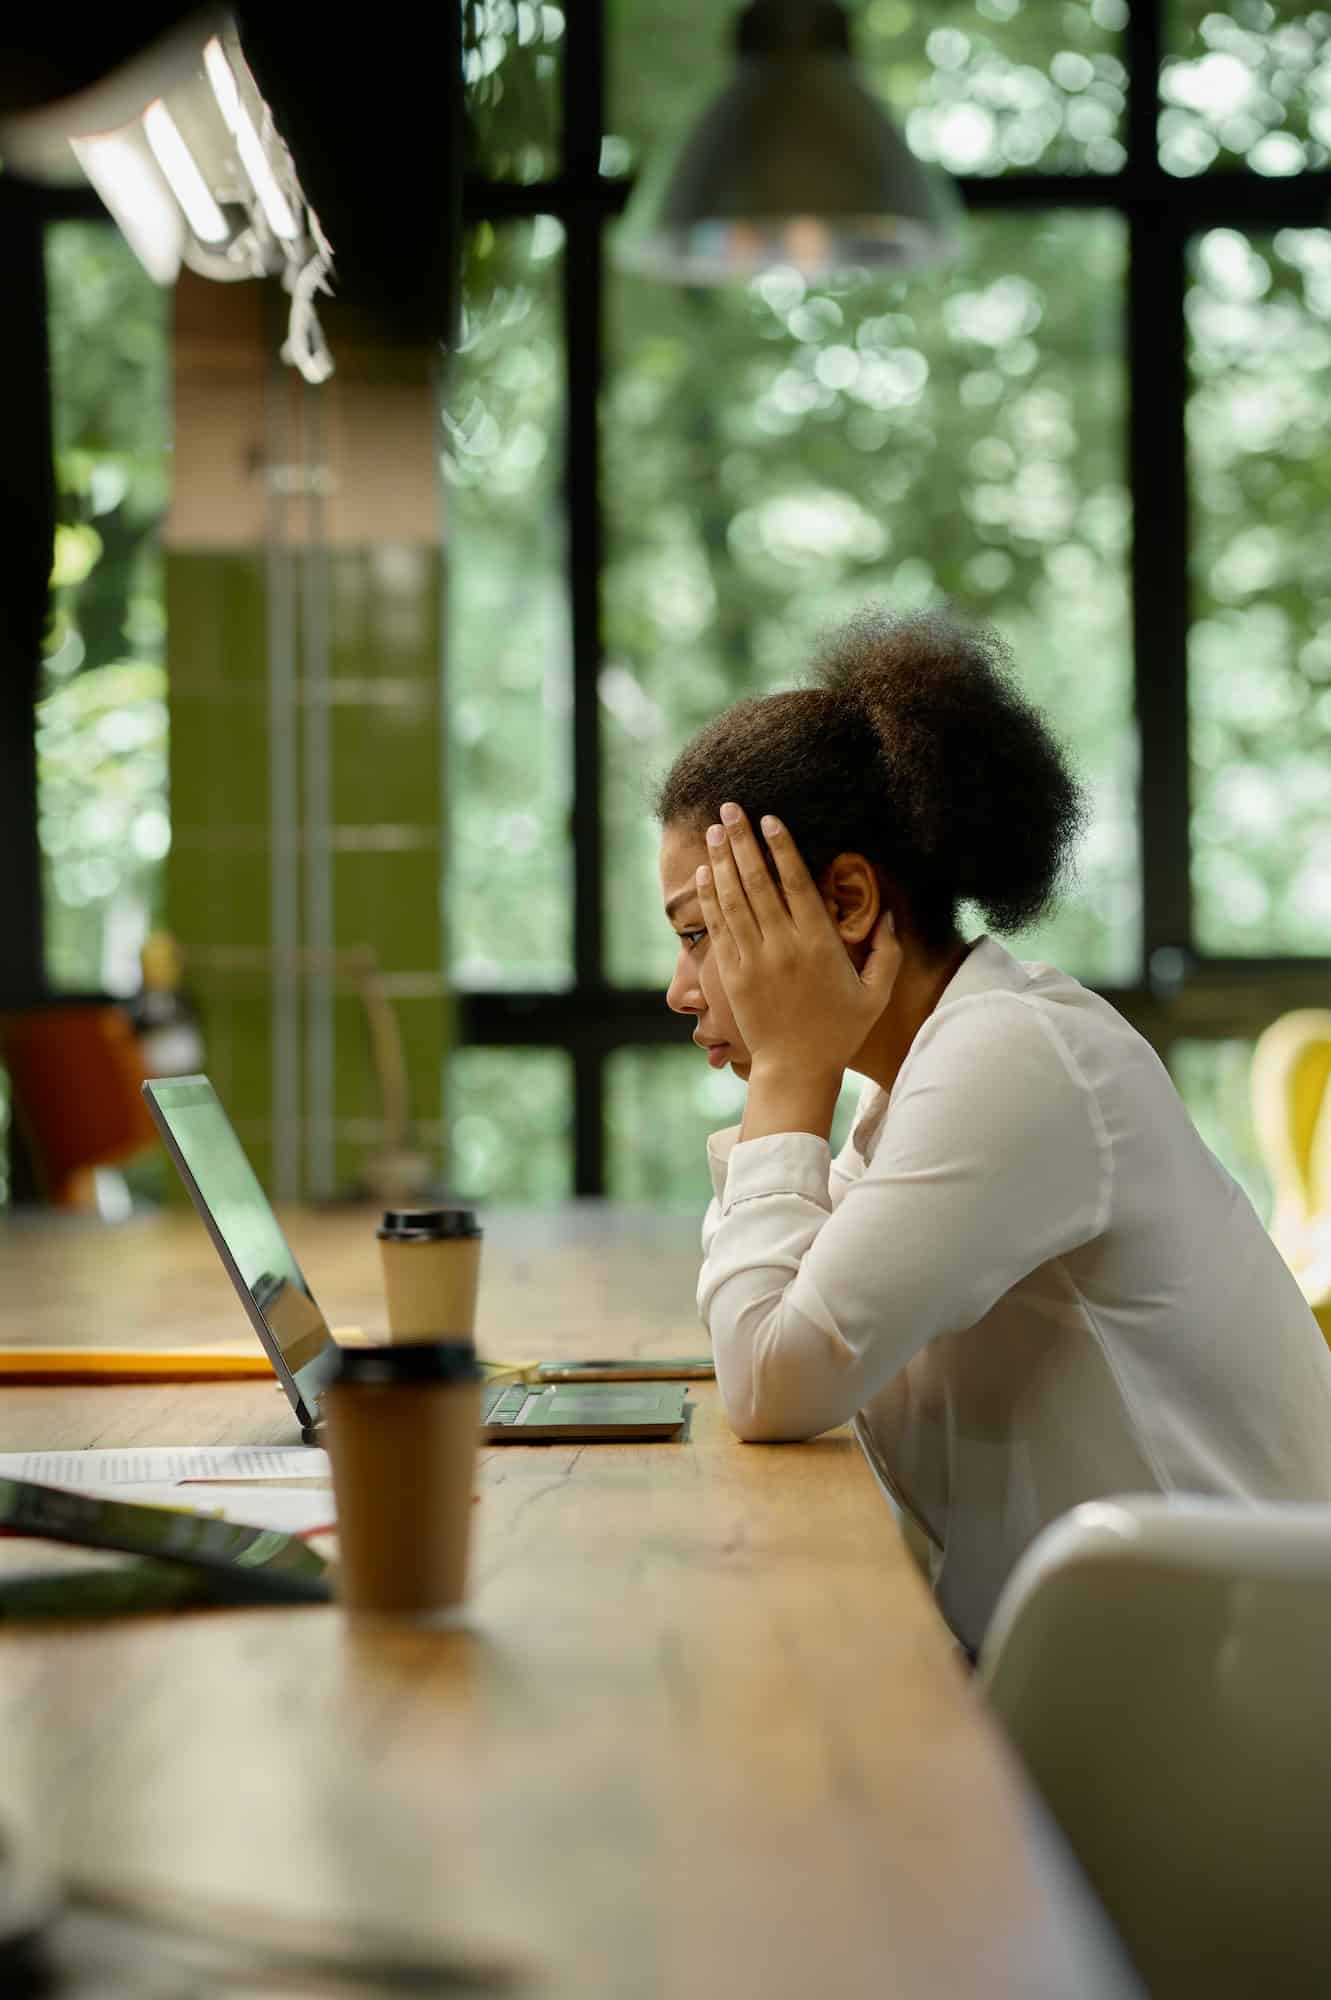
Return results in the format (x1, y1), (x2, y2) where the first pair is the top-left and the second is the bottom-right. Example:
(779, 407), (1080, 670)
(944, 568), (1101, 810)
(42, 223), (170, 994)
(1168, 1039), (1271, 1219)
(443, 218), (573, 989)
(607, 1051), (862, 1208)
(36, 662), (170, 991)
(462, 1), (565, 182)
(607, 1049), (748, 1206)
(45, 223), (168, 682)
(448, 1047), (574, 1197)
(608, 0), (1128, 178)
(602, 210), (1137, 988)
(1163, 0), (1331, 175)
(1188, 227), (1331, 953)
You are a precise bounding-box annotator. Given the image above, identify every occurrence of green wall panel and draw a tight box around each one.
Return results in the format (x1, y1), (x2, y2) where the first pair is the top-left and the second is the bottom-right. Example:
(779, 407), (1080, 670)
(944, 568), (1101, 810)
(167, 548), (446, 1201)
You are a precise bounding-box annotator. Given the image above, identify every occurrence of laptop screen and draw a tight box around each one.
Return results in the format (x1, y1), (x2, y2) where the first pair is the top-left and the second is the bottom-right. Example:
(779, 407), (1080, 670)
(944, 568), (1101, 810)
(143, 1076), (337, 1425)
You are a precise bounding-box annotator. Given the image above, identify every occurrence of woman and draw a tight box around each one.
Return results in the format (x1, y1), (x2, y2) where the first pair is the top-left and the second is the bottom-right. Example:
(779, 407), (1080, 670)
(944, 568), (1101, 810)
(657, 607), (1331, 1655)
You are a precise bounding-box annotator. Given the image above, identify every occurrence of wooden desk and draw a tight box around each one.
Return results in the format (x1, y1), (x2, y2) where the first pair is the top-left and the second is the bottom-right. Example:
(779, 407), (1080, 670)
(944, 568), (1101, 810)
(0, 1204), (1142, 1998)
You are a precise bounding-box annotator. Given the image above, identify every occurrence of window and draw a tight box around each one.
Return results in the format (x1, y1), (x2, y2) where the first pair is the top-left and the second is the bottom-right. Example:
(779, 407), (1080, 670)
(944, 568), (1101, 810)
(1168, 1038), (1270, 1218)
(41, 222), (170, 996)
(0, 220), (169, 1210)
(1187, 225), (1331, 954)
(18, 4), (1324, 1213)
(603, 207), (1135, 989)
(450, 0), (1331, 1203)
(444, 217), (573, 991)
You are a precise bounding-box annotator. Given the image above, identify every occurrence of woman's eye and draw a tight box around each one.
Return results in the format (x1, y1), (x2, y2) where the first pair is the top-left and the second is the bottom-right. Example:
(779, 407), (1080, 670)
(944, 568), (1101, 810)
(679, 930), (706, 952)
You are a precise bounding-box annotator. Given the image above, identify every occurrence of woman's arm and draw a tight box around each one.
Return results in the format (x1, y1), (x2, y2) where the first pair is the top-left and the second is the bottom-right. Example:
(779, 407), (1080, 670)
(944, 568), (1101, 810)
(701, 992), (1110, 1441)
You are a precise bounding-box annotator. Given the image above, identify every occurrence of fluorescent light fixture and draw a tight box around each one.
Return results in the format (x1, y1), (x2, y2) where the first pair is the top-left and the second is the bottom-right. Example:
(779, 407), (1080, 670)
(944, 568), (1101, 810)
(142, 99), (229, 243)
(203, 35), (300, 241)
(0, 13), (333, 380)
(69, 131), (184, 285)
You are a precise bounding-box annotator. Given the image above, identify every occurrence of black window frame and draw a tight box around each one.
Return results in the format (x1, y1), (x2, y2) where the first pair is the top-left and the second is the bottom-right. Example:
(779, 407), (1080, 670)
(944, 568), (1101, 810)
(458, 0), (1331, 1194)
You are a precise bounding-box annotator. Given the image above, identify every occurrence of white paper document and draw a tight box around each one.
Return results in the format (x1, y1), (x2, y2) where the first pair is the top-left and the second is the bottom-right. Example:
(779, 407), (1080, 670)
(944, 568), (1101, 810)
(0, 1445), (329, 1487)
(74, 1483), (337, 1536)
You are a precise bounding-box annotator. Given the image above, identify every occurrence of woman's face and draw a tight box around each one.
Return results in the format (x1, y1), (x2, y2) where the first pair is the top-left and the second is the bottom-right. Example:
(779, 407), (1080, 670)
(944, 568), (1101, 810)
(659, 819), (752, 1080)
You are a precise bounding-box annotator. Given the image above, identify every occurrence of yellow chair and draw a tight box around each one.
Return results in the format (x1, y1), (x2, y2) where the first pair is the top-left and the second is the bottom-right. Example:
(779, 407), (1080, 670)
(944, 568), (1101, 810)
(1251, 1009), (1331, 1345)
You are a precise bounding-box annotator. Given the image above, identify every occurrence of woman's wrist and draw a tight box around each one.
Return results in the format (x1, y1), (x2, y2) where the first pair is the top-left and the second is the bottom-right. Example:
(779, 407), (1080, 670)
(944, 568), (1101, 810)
(740, 1060), (843, 1144)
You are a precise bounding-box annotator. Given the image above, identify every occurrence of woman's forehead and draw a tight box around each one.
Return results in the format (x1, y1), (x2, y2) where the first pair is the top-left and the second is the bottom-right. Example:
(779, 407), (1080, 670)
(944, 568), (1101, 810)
(659, 821), (709, 903)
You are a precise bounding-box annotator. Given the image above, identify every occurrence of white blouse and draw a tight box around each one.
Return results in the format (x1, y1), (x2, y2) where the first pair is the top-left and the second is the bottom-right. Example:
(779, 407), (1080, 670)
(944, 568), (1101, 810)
(699, 936), (1331, 1653)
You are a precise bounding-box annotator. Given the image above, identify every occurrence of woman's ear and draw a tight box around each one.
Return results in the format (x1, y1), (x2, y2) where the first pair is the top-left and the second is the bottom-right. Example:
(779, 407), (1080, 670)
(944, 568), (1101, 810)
(820, 853), (882, 945)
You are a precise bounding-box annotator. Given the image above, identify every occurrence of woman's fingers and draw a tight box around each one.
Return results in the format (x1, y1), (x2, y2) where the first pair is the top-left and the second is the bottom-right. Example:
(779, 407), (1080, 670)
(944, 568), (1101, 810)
(705, 818), (761, 955)
(696, 862), (739, 970)
(755, 814), (826, 927)
(718, 804), (786, 934)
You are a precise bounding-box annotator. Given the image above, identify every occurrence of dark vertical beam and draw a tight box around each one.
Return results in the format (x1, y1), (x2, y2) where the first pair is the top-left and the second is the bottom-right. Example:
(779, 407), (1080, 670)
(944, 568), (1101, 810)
(1124, 0), (1194, 969)
(562, 0), (608, 1194)
(0, 189), (53, 1009)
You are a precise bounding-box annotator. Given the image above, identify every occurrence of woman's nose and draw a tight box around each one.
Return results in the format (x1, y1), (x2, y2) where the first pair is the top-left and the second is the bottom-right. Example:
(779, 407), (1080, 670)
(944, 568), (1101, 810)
(666, 959), (700, 1016)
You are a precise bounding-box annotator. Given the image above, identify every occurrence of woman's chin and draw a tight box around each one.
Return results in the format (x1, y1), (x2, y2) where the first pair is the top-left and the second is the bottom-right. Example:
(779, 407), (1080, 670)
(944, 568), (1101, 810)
(731, 1058), (752, 1082)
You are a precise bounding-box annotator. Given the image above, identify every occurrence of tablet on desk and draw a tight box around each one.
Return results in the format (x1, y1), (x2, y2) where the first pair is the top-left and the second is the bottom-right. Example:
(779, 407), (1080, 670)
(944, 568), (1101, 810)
(482, 1380), (686, 1439)
(142, 1076), (690, 1447)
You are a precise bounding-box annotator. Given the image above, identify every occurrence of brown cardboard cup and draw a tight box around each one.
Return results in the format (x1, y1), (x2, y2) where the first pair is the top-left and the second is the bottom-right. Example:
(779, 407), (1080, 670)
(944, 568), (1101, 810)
(323, 1340), (482, 1622)
(377, 1207), (482, 1343)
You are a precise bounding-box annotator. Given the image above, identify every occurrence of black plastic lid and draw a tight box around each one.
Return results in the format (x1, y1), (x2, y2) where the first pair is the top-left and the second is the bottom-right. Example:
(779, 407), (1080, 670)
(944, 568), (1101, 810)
(328, 1339), (482, 1387)
(377, 1206), (482, 1242)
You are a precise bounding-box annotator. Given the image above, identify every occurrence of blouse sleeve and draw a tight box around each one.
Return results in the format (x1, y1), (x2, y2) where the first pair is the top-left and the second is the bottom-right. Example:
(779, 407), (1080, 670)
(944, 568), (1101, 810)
(699, 993), (1112, 1442)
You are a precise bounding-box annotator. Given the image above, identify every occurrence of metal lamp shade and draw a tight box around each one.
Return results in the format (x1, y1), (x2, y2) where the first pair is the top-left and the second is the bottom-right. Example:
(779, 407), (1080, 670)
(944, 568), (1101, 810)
(616, 41), (963, 283)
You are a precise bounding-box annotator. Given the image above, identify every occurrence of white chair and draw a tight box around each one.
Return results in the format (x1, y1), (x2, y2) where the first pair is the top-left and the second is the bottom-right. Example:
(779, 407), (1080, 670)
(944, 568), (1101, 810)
(979, 1496), (1331, 1999)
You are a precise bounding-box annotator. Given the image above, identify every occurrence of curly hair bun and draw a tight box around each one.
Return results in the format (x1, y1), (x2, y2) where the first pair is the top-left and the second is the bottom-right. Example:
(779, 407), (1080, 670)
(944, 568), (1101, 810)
(814, 608), (1084, 936)
(656, 604), (1084, 952)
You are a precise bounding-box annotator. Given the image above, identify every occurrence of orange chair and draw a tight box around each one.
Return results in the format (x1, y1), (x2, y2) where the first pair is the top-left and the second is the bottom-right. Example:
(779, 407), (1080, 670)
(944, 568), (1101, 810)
(0, 1004), (159, 1207)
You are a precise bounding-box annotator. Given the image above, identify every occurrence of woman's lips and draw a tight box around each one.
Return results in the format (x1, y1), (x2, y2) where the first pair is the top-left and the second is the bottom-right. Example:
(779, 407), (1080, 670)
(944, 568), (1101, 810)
(702, 1042), (729, 1068)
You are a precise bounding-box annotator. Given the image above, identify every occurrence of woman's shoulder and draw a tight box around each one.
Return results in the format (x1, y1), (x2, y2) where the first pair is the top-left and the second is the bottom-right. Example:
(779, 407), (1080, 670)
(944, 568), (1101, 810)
(913, 938), (1160, 1116)
(933, 938), (1133, 1041)
(921, 938), (1080, 1049)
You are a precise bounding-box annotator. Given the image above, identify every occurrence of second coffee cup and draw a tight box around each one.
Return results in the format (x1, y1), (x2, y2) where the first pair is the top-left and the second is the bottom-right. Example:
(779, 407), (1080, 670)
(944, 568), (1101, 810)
(378, 1206), (483, 1342)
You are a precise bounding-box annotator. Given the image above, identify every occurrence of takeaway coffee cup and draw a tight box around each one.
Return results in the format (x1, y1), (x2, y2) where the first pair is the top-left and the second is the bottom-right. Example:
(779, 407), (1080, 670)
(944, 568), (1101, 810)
(323, 1340), (482, 1621)
(377, 1206), (483, 1343)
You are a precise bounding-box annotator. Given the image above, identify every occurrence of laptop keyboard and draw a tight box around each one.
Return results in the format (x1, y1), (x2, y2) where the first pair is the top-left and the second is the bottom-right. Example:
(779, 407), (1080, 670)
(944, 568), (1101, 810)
(488, 1388), (530, 1426)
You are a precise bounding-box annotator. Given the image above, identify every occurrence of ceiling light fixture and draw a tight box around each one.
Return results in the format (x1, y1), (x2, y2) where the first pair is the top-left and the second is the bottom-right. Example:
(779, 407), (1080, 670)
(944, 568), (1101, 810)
(68, 130), (186, 285)
(0, 9), (333, 382)
(202, 35), (300, 243)
(142, 99), (229, 244)
(615, 0), (963, 285)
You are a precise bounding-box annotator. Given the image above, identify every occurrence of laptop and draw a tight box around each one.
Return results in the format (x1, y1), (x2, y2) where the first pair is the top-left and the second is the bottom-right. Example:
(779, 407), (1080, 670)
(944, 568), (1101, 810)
(142, 1076), (688, 1447)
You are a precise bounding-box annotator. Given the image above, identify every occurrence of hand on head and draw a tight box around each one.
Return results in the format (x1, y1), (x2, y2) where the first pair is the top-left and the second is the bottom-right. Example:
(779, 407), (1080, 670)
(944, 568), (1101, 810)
(692, 803), (902, 1084)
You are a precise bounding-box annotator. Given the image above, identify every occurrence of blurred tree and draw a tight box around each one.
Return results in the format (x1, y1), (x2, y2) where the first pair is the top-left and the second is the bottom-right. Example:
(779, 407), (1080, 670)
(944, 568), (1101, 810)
(449, 1045), (574, 1198)
(608, 0), (1129, 178)
(1169, 1039), (1271, 1218)
(1188, 226), (1331, 953)
(1162, 0), (1331, 176)
(443, 217), (573, 991)
(41, 223), (169, 997)
(462, 0), (565, 182)
(602, 208), (1136, 993)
